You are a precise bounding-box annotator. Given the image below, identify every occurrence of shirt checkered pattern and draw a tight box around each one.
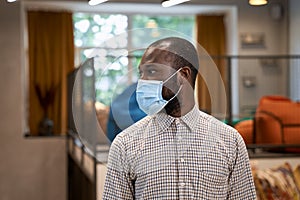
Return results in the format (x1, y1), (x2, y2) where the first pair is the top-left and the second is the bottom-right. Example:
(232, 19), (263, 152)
(103, 106), (256, 199)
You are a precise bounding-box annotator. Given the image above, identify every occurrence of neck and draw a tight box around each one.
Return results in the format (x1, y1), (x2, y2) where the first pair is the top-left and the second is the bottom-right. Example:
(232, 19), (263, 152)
(165, 95), (195, 118)
(165, 98), (181, 117)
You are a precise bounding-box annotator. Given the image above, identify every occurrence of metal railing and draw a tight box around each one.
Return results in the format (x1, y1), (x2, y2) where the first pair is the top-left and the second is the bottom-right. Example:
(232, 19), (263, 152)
(211, 55), (300, 126)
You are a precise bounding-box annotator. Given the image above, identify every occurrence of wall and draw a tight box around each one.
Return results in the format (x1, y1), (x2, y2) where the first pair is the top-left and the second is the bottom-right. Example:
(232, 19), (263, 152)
(289, 0), (300, 54)
(236, 0), (290, 117)
(0, 2), (66, 200)
(289, 0), (300, 101)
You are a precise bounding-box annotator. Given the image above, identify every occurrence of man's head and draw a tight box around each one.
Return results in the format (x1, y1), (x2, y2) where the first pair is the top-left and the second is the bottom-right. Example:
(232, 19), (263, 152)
(137, 37), (199, 117)
(139, 37), (199, 87)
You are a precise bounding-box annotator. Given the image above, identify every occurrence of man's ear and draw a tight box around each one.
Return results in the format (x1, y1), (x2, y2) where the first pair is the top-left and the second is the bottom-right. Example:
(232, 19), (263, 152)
(179, 66), (191, 83)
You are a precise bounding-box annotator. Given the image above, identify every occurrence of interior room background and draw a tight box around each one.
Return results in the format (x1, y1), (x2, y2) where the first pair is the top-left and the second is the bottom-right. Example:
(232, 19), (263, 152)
(0, 0), (300, 200)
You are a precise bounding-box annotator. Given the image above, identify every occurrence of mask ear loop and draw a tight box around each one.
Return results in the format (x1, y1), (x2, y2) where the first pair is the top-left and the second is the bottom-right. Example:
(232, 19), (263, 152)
(163, 68), (182, 84)
(163, 68), (183, 102)
(167, 84), (183, 102)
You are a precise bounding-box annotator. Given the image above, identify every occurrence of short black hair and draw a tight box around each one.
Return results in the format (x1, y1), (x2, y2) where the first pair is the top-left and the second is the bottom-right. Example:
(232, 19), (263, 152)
(148, 37), (199, 85)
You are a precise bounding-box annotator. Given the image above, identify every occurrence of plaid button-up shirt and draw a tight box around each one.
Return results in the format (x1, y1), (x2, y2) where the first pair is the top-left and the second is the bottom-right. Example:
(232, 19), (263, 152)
(103, 106), (256, 199)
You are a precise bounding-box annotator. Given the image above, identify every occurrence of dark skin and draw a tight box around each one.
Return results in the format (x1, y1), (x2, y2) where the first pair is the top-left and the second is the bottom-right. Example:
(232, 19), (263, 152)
(139, 44), (195, 117)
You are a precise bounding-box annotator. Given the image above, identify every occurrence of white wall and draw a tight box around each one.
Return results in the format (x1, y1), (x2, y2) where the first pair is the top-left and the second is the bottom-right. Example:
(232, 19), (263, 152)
(0, 2), (66, 200)
(236, 0), (289, 117)
(289, 0), (300, 54)
(289, 0), (300, 101)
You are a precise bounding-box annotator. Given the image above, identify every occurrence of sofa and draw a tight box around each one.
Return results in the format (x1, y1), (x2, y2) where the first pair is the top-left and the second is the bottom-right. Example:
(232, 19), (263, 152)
(235, 96), (300, 152)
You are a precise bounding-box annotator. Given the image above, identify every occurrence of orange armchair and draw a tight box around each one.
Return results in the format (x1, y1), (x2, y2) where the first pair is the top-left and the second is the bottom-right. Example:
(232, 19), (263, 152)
(255, 96), (300, 146)
(235, 96), (300, 152)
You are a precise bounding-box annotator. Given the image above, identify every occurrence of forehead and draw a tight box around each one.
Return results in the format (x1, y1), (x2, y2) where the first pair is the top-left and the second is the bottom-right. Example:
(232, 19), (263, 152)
(140, 47), (175, 68)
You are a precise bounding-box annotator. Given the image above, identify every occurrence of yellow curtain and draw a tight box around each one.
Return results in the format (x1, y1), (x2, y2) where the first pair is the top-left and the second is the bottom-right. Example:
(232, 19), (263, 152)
(28, 11), (74, 135)
(196, 15), (226, 114)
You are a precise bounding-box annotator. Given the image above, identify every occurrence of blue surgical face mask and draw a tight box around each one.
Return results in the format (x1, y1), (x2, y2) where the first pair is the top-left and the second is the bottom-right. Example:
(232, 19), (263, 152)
(136, 68), (182, 115)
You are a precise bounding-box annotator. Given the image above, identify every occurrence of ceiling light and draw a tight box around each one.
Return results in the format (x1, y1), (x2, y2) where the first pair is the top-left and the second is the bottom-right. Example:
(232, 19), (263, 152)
(161, 0), (190, 8)
(7, 0), (17, 2)
(249, 0), (268, 6)
(88, 0), (108, 6)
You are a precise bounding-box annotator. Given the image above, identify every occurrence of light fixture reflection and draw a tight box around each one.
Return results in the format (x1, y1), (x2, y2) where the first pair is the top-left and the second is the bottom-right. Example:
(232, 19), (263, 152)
(88, 0), (108, 6)
(161, 0), (190, 8)
(249, 0), (268, 6)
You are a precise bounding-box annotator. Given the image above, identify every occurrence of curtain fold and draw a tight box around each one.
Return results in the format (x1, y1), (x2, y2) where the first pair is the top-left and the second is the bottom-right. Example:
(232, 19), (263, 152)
(28, 11), (74, 135)
(196, 15), (227, 115)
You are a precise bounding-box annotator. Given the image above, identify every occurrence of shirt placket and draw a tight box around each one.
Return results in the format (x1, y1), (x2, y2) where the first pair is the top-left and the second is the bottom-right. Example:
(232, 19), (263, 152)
(174, 118), (191, 199)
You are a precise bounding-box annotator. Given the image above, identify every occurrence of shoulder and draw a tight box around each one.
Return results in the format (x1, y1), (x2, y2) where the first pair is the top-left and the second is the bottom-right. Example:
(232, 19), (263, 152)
(116, 115), (152, 140)
(107, 116), (153, 170)
(199, 112), (248, 163)
(196, 110), (246, 150)
(199, 110), (240, 138)
(110, 115), (153, 154)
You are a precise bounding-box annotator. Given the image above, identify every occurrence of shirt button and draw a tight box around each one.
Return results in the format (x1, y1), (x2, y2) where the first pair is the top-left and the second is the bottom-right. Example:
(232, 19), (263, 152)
(180, 182), (185, 187)
(180, 158), (185, 163)
(178, 136), (182, 140)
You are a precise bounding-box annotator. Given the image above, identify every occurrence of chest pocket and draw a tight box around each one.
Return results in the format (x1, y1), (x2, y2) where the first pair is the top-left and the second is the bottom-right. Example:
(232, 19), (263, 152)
(188, 145), (230, 199)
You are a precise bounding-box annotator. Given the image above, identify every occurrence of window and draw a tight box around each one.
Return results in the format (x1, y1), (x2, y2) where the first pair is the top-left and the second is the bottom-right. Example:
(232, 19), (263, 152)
(73, 13), (195, 106)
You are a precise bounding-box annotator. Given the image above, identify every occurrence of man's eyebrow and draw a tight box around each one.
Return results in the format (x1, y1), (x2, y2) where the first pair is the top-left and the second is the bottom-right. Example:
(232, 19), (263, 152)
(142, 63), (160, 68)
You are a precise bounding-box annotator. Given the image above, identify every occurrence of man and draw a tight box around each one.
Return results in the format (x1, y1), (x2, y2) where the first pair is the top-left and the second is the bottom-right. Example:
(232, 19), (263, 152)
(103, 37), (256, 199)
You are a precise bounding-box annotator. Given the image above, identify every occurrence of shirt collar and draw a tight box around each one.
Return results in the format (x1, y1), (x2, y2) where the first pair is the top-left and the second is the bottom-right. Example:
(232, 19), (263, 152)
(154, 105), (199, 133)
(180, 105), (199, 131)
(154, 111), (175, 133)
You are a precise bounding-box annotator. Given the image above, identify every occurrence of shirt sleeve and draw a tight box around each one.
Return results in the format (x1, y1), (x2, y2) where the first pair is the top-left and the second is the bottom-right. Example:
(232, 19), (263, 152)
(227, 133), (257, 199)
(102, 135), (135, 200)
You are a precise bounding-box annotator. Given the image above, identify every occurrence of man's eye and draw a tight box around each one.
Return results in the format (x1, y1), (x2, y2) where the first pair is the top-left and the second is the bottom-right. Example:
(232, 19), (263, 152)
(149, 69), (156, 74)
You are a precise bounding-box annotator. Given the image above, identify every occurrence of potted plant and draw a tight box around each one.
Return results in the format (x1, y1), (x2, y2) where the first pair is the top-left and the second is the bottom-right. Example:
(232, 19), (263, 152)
(35, 84), (57, 136)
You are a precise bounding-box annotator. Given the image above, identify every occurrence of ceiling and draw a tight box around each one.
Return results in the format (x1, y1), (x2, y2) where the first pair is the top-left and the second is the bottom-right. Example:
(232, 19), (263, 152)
(22, 0), (236, 13)
(21, 0), (237, 5)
